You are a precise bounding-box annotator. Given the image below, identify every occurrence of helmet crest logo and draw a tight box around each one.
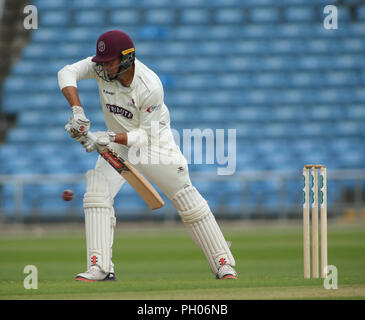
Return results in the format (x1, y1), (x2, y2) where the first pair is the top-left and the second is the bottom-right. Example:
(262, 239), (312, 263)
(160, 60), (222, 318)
(98, 41), (105, 52)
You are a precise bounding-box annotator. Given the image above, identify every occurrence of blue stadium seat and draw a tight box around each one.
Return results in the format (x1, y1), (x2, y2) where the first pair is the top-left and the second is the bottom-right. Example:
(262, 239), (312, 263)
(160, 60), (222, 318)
(145, 9), (176, 25)
(250, 8), (280, 23)
(338, 151), (364, 169)
(6, 128), (35, 143)
(343, 38), (365, 52)
(335, 121), (364, 136)
(307, 105), (344, 120)
(285, 7), (315, 22)
(2, 77), (27, 92)
(136, 26), (167, 40)
(262, 194), (282, 212)
(1, 184), (33, 217)
(31, 29), (62, 42)
(215, 9), (244, 24)
(292, 138), (317, 154)
(40, 11), (70, 27)
(346, 105), (365, 120)
(74, 10), (105, 26)
(4, 156), (45, 175)
(328, 139), (363, 157)
(181, 9), (210, 24)
(70, 0), (106, 9)
(141, 0), (173, 8)
(347, 23), (365, 37)
(12, 60), (68, 76)
(254, 0), (291, 6)
(253, 72), (286, 87)
(110, 10), (140, 25)
(235, 107), (268, 121)
(0, 143), (20, 159)
(281, 0), (318, 5)
(31, 144), (61, 161)
(4, 77), (59, 92)
(93, 0), (136, 9)
(272, 106), (303, 121)
(67, 27), (106, 43)
(299, 122), (334, 137)
(23, 44), (92, 60)
(358, 5), (365, 21)
(17, 112), (42, 127)
(175, 0), (208, 7)
(223, 193), (244, 214)
(33, 0), (69, 9)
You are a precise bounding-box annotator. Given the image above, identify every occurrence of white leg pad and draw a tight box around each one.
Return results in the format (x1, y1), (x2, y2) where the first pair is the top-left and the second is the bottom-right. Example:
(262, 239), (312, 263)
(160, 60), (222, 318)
(172, 185), (235, 275)
(84, 169), (116, 273)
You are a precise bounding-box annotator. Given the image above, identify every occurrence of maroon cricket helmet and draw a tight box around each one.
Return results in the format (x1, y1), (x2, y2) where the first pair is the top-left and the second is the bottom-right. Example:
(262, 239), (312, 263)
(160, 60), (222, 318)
(92, 30), (136, 81)
(92, 30), (135, 64)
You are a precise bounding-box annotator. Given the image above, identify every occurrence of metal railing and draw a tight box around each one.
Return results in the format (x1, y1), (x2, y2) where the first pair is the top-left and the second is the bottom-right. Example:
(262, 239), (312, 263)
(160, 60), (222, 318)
(0, 169), (365, 222)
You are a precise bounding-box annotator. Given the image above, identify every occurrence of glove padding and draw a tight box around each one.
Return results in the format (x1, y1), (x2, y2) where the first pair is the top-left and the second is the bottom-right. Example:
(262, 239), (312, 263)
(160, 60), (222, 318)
(65, 119), (81, 138)
(70, 113), (90, 137)
(67, 106), (90, 138)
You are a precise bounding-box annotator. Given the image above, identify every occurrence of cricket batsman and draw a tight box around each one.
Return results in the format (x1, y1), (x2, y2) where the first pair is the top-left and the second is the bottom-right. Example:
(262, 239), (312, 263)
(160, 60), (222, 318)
(58, 30), (238, 281)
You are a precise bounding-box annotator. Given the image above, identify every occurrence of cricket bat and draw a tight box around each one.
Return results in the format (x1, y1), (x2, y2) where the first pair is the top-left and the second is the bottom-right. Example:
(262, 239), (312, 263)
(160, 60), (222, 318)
(87, 131), (164, 210)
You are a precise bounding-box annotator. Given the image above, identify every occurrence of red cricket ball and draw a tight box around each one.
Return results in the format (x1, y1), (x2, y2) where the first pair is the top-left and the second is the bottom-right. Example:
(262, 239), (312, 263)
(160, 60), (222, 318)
(62, 189), (74, 201)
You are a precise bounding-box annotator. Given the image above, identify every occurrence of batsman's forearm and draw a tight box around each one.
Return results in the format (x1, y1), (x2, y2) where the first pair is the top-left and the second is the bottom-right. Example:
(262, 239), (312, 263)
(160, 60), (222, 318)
(115, 132), (128, 145)
(61, 86), (83, 108)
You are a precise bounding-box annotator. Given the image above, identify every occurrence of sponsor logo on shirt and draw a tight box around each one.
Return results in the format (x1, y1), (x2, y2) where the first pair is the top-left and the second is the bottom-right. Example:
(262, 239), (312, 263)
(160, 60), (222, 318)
(103, 89), (115, 95)
(146, 104), (162, 113)
(105, 103), (133, 119)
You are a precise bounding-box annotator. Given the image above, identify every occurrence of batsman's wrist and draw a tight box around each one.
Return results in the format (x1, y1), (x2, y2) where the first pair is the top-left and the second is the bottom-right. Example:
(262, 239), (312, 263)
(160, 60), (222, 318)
(114, 132), (128, 145)
(108, 131), (116, 142)
(71, 105), (85, 117)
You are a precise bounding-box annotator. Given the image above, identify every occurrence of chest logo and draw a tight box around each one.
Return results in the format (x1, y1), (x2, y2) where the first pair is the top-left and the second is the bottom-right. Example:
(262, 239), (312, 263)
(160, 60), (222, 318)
(105, 103), (133, 119)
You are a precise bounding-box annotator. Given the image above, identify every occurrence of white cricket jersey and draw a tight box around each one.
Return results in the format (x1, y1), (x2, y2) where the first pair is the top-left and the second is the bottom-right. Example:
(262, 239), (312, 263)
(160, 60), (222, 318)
(58, 57), (178, 153)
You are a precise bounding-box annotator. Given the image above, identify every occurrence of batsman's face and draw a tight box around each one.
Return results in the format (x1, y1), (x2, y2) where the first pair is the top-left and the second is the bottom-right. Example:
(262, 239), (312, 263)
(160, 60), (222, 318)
(102, 58), (122, 78)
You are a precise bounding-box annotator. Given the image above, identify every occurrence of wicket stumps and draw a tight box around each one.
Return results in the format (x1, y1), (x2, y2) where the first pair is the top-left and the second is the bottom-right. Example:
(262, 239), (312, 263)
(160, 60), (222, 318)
(302, 165), (328, 279)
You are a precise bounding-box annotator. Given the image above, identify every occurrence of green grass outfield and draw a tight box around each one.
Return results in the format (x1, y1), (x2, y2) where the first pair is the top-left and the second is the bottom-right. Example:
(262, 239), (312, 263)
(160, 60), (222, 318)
(0, 221), (364, 300)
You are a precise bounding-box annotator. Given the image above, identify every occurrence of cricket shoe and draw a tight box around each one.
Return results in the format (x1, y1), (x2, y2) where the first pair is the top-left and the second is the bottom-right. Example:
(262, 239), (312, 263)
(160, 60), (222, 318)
(216, 265), (238, 280)
(75, 266), (117, 282)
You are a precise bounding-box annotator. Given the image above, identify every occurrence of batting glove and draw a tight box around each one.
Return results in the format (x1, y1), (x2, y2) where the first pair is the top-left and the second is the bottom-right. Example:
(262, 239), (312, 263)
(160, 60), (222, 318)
(69, 106), (90, 137)
(65, 118), (88, 142)
(82, 131), (116, 153)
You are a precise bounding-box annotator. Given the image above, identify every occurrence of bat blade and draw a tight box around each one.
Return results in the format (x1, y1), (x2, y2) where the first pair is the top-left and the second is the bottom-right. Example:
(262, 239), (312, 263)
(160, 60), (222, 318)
(88, 132), (164, 210)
